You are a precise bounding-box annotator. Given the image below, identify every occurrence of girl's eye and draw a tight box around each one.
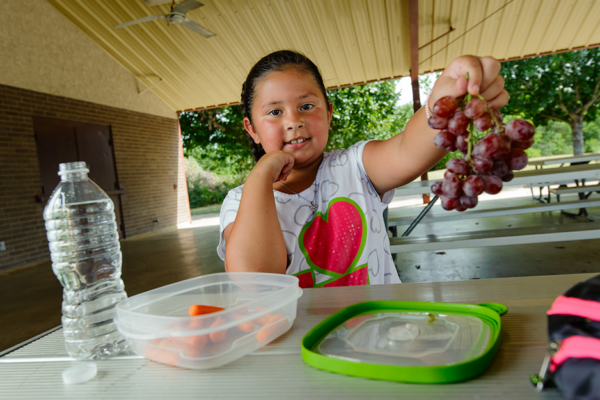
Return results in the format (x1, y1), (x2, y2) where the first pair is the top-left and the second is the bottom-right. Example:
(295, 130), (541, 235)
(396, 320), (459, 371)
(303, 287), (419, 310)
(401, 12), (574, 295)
(301, 104), (314, 111)
(268, 109), (282, 116)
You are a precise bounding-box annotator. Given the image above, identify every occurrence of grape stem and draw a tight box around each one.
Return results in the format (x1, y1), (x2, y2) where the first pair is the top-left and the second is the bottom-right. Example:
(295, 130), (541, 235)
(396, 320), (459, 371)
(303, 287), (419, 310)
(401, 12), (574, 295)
(466, 119), (474, 162)
(465, 73), (474, 163)
(479, 94), (503, 132)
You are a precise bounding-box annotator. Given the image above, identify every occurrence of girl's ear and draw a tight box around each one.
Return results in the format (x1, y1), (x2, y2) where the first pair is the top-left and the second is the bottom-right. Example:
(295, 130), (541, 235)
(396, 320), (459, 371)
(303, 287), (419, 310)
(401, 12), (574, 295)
(244, 117), (260, 143)
(327, 102), (333, 127)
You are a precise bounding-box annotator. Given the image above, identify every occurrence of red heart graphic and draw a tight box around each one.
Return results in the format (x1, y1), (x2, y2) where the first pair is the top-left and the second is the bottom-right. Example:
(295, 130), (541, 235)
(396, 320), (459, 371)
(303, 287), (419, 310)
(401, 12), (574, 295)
(300, 199), (365, 276)
(295, 270), (314, 289)
(324, 266), (369, 287)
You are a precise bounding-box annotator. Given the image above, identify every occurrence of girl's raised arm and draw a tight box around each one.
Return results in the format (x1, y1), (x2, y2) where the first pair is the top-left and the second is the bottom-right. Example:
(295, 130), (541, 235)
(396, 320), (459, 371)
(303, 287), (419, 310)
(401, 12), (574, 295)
(362, 56), (509, 195)
(223, 151), (294, 274)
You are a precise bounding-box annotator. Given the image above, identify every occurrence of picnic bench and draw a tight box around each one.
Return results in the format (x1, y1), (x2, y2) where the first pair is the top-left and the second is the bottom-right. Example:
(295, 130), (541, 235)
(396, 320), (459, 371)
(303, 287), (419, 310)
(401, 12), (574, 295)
(389, 221), (600, 254)
(388, 199), (600, 227)
(527, 152), (600, 202)
(528, 152), (600, 169)
(386, 163), (600, 254)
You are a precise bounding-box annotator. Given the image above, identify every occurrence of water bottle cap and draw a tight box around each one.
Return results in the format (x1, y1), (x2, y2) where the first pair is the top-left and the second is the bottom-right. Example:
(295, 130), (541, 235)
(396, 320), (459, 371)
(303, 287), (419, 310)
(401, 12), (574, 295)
(57, 161), (90, 176)
(62, 363), (97, 385)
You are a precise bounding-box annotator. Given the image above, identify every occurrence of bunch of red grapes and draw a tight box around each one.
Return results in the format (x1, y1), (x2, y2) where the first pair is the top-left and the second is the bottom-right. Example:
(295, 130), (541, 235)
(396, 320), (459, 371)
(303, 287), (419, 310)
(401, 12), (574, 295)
(429, 94), (535, 211)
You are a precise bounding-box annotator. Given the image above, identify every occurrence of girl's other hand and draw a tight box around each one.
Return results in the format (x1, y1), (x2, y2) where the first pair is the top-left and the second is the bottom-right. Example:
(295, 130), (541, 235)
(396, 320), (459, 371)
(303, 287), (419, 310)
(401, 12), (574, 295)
(255, 151), (295, 184)
(431, 56), (509, 110)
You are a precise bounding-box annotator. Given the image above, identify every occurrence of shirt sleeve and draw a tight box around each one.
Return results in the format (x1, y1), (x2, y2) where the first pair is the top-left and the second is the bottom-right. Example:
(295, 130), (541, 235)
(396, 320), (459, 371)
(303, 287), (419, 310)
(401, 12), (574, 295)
(352, 140), (396, 208)
(216, 186), (243, 261)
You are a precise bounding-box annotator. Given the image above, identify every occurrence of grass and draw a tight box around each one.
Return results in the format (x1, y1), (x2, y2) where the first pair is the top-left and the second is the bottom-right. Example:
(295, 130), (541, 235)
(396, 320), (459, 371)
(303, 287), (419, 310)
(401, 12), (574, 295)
(190, 203), (222, 216)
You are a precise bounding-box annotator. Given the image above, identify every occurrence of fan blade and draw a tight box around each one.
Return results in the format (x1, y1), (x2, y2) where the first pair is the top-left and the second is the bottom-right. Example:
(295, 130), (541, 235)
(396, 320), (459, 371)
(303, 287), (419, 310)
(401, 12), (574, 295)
(180, 19), (215, 37)
(172, 0), (203, 14)
(115, 14), (165, 29)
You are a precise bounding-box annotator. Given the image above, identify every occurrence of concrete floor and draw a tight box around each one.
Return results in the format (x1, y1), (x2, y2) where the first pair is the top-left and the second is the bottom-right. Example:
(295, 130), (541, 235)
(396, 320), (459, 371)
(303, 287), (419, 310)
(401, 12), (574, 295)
(1, 189), (599, 354)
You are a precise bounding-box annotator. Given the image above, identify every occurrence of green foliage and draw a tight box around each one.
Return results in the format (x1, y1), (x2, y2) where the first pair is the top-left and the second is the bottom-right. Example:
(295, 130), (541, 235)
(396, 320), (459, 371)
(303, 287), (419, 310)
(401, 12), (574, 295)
(419, 72), (441, 98)
(326, 80), (409, 151)
(527, 120), (573, 157)
(501, 48), (600, 126)
(184, 157), (247, 208)
(179, 106), (255, 175)
(584, 116), (600, 153)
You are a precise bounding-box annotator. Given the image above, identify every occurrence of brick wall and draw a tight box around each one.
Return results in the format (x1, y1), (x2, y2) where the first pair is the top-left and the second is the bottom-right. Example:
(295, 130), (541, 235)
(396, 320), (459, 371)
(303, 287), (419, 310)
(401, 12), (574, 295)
(0, 84), (190, 271)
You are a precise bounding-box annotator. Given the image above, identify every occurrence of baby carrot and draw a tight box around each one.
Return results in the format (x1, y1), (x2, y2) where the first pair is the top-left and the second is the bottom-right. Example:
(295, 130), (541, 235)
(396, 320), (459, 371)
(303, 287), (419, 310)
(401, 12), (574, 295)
(255, 312), (275, 326)
(174, 335), (208, 353)
(145, 343), (181, 366)
(160, 337), (201, 358)
(209, 316), (228, 343)
(188, 304), (225, 317)
(232, 306), (249, 315)
(188, 318), (204, 329)
(256, 314), (287, 343)
(231, 314), (255, 333)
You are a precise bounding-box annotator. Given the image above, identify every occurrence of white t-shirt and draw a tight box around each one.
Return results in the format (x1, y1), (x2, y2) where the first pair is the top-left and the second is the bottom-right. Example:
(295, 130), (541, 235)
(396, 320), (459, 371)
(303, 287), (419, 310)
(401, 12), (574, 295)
(217, 141), (401, 288)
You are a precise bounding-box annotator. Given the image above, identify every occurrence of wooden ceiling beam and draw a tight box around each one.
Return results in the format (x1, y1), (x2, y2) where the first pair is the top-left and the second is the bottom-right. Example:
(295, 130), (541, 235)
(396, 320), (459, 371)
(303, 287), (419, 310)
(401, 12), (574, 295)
(501, 43), (600, 63)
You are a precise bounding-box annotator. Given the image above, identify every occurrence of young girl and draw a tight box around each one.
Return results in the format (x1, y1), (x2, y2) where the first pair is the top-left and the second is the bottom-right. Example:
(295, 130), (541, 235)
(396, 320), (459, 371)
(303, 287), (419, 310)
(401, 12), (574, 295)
(217, 50), (508, 288)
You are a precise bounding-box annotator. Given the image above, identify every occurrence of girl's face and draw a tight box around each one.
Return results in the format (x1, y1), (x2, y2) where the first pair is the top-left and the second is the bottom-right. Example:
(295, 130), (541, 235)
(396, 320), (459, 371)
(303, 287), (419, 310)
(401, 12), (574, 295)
(244, 68), (332, 169)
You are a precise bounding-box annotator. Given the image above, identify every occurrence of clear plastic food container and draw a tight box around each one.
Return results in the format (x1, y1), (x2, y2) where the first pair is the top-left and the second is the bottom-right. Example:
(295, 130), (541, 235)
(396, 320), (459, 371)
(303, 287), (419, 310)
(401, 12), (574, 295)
(114, 272), (302, 369)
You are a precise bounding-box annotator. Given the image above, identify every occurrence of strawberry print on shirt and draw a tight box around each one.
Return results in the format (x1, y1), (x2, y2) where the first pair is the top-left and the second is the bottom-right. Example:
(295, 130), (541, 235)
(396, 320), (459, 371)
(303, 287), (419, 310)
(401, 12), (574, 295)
(217, 141), (401, 287)
(298, 198), (370, 287)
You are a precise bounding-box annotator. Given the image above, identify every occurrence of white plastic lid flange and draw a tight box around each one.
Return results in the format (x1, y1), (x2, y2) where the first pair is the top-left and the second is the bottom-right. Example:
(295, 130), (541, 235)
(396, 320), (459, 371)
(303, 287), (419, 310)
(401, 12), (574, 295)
(62, 363), (97, 385)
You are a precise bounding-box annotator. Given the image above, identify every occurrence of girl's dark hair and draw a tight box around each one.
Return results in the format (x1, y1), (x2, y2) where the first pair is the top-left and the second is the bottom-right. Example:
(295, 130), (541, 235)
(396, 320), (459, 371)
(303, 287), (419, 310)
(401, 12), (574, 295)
(241, 50), (329, 161)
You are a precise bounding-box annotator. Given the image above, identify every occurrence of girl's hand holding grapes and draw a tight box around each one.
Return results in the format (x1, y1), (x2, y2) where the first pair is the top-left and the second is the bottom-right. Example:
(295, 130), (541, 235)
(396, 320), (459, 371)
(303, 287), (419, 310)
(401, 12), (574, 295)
(362, 55), (510, 197)
(427, 57), (536, 211)
(429, 56), (509, 111)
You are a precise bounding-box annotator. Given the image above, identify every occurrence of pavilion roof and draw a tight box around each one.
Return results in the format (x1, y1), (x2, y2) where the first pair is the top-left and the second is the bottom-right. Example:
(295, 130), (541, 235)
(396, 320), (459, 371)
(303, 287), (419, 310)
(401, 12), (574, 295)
(47, 0), (600, 112)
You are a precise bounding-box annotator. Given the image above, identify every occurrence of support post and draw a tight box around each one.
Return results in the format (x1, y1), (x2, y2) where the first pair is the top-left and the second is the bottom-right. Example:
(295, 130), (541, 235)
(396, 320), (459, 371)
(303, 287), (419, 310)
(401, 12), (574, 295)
(408, 0), (430, 204)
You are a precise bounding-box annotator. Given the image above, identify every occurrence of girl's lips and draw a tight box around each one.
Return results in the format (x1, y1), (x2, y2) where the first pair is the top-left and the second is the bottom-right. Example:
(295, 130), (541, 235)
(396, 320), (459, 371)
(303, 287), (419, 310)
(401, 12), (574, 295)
(284, 138), (310, 150)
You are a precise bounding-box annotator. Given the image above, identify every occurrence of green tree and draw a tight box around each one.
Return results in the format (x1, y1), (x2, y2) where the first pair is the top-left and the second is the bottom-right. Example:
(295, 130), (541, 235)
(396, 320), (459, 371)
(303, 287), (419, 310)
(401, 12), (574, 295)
(501, 48), (600, 155)
(326, 80), (408, 151)
(583, 115), (600, 153)
(179, 106), (254, 175)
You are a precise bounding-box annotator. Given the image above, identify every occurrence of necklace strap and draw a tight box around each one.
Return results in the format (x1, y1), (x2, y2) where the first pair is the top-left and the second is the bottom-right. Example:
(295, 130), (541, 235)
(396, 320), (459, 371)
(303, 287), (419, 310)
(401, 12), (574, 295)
(278, 181), (297, 195)
(278, 181), (317, 211)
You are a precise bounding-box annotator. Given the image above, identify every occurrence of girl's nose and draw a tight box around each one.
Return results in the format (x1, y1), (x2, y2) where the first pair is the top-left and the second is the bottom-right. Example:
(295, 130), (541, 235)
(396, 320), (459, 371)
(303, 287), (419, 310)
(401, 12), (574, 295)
(287, 122), (304, 130)
(286, 112), (304, 130)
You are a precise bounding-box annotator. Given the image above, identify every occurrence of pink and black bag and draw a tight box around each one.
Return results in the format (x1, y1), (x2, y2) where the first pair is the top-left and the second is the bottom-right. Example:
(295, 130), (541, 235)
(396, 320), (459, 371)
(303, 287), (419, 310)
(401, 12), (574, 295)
(531, 274), (600, 399)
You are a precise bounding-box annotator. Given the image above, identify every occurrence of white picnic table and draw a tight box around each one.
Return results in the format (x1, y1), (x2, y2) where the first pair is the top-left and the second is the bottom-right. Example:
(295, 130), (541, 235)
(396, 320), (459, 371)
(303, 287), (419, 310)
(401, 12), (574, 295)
(1, 273), (595, 399)
(528, 152), (600, 169)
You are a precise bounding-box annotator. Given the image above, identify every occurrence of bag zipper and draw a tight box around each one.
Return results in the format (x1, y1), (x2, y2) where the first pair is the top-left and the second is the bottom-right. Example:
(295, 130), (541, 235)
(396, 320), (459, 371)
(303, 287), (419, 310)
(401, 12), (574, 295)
(530, 341), (560, 392)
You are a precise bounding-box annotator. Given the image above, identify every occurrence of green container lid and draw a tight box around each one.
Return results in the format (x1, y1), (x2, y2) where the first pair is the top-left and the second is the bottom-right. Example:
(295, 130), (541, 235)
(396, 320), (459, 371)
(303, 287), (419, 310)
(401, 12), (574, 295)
(301, 301), (507, 383)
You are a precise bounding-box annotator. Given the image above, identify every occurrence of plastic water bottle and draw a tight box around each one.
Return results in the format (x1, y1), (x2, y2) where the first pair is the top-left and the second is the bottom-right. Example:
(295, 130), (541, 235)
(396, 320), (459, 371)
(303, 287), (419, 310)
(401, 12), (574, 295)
(43, 161), (128, 360)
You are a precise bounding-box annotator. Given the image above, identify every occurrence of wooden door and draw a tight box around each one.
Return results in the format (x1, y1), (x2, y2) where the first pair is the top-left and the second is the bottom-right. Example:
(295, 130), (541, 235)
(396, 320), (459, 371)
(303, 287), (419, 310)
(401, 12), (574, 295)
(33, 117), (126, 238)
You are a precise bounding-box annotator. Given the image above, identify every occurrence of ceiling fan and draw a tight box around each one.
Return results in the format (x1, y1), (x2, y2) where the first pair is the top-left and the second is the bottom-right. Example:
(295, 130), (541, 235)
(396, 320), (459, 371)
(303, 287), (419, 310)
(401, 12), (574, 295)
(114, 0), (215, 38)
